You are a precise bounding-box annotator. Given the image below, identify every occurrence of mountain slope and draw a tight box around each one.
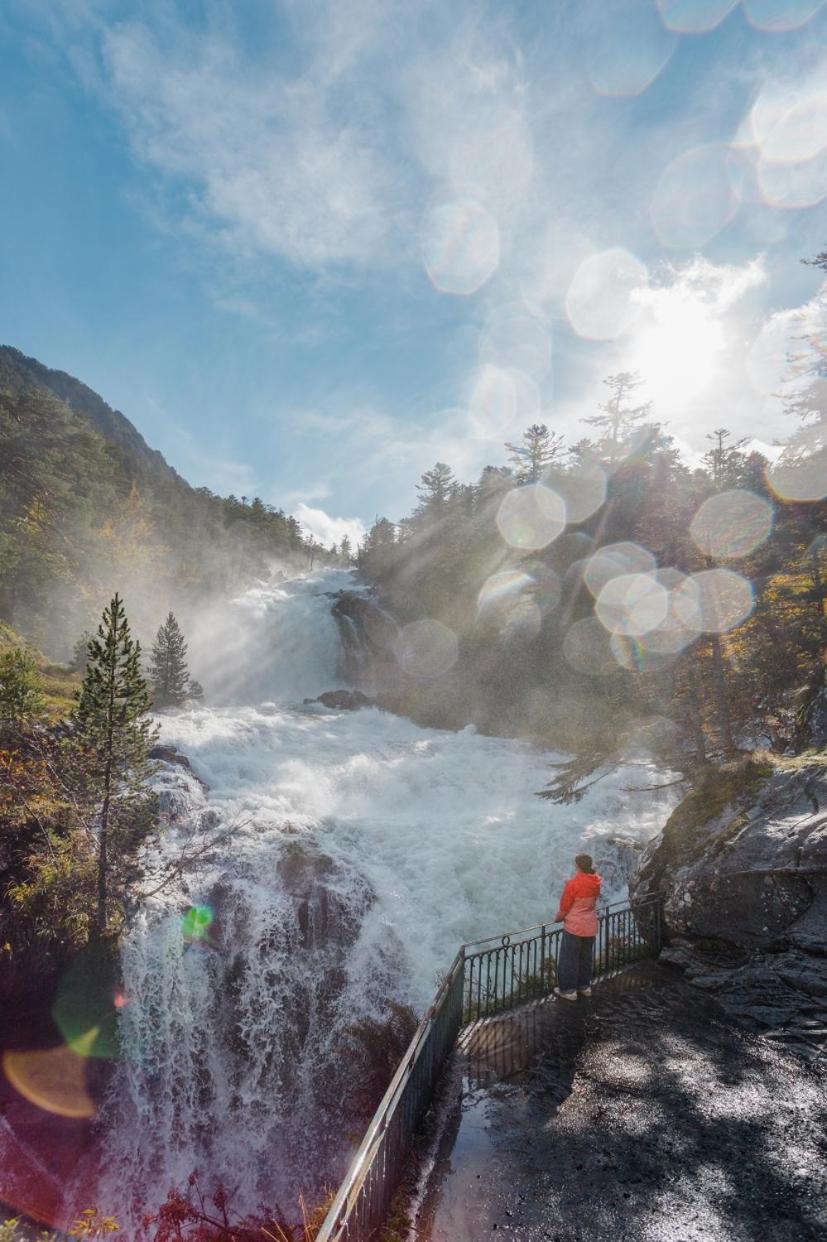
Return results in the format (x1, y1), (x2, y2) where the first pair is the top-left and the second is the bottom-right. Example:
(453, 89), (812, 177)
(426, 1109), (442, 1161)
(0, 344), (329, 658)
(0, 346), (180, 485)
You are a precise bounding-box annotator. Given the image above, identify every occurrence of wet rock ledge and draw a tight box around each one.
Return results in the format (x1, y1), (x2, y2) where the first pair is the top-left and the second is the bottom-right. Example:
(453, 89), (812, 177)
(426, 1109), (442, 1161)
(632, 757), (827, 1061)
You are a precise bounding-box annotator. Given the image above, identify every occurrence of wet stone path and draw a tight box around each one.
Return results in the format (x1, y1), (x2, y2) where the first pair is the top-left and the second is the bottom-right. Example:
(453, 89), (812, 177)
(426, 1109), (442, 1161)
(412, 963), (826, 1242)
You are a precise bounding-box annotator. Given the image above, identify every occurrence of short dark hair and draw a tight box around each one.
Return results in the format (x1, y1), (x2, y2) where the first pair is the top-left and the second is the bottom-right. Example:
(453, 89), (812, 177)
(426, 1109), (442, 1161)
(575, 853), (594, 873)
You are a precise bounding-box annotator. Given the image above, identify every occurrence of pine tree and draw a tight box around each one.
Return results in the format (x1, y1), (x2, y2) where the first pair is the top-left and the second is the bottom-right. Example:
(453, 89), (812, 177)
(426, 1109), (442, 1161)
(505, 423), (565, 483)
(415, 462), (456, 520)
(149, 612), (191, 708)
(69, 594), (158, 936)
(339, 534), (353, 563)
(582, 372), (652, 451)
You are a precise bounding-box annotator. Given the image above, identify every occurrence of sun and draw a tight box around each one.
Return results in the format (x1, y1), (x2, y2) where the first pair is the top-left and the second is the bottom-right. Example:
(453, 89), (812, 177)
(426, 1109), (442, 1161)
(628, 291), (726, 411)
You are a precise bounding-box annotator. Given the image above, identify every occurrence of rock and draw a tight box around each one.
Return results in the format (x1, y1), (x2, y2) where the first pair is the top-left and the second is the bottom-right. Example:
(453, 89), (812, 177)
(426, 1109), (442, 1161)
(331, 591), (399, 689)
(631, 759), (827, 1050)
(309, 688), (378, 711)
(150, 744), (197, 776)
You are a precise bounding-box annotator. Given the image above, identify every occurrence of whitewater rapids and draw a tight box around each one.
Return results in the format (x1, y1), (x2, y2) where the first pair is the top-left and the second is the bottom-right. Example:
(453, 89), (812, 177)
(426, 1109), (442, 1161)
(91, 569), (676, 1229)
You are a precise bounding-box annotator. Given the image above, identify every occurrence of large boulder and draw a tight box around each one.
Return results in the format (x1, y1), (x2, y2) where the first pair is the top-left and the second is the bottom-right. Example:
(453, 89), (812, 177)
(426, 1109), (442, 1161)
(308, 688), (377, 711)
(631, 758), (827, 1055)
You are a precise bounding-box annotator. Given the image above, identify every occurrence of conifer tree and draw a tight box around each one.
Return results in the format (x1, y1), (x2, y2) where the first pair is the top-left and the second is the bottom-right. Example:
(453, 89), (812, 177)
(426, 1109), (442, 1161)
(583, 372), (652, 451)
(69, 594), (158, 936)
(415, 462), (456, 520)
(505, 423), (565, 483)
(702, 428), (748, 490)
(149, 612), (191, 708)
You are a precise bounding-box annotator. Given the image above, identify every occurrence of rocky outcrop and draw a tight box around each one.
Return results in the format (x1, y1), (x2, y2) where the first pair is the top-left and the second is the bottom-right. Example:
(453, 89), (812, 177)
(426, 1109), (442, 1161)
(331, 590), (399, 689)
(632, 758), (827, 1058)
(306, 688), (378, 711)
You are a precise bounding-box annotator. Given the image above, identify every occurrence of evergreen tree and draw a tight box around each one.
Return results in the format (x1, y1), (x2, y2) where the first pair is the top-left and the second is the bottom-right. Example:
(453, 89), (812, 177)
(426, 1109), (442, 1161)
(0, 648), (44, 728)
(505, 423), (565, 483)
(415, 462), (456, 520)
(339, 534), (353, 563)
(149, 612), (191, 708)
(582, 372), (652, 451)
(188, 678), (205, 702)
(69, 594), (158, 936)
(702, 428), (748, 490)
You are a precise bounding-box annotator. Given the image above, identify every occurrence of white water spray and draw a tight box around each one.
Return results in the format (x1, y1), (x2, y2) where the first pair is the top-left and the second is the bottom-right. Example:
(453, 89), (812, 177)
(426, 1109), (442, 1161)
(91, 570), (675, 1230)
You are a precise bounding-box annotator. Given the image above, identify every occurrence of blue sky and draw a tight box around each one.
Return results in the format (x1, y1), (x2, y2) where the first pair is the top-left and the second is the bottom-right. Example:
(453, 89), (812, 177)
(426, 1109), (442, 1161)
(1, 0), (826, 546)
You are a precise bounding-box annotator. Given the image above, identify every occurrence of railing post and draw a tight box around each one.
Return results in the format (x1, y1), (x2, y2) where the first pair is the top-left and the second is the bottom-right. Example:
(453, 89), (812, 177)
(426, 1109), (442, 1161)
(540, 923), (547, 996)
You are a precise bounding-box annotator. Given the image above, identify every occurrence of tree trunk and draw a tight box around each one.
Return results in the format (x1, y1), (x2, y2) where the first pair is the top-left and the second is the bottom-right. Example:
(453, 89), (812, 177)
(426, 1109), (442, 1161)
(709, 635), (735, 755)
(685, 660), (707, 765)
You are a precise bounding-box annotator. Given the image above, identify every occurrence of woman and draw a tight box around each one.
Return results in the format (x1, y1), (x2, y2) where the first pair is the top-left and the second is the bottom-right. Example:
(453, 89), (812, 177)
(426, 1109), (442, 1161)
(553, 853), (602, 1000)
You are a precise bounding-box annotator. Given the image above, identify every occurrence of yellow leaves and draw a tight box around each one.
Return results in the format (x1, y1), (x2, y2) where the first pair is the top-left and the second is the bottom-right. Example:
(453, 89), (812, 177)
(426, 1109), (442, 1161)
(69, 1208), (120, 1238)
(89, 483), (172, 611)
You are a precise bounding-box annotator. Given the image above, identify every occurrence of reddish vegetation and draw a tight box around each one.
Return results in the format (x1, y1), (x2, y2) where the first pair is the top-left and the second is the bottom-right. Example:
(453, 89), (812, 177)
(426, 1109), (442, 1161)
(142, 1176), (320, 1241)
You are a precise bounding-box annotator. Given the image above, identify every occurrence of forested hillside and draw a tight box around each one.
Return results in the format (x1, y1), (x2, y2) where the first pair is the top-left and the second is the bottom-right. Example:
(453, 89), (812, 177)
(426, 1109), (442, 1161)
(0, 346), (336, 657)
(357, 284), (827, 797)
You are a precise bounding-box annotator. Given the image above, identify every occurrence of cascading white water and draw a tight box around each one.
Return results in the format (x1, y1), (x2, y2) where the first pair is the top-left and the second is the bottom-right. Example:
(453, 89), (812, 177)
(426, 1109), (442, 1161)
(90, 569), (677, 1232)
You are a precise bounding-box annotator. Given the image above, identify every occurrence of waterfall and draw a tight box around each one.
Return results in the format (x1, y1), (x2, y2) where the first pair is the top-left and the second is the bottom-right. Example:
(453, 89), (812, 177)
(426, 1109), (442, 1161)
(83, 568), (677, 1232)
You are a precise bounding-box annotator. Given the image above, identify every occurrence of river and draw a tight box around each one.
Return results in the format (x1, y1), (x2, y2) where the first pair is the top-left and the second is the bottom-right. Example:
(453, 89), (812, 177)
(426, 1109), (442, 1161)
(85, 568), (674, 1231)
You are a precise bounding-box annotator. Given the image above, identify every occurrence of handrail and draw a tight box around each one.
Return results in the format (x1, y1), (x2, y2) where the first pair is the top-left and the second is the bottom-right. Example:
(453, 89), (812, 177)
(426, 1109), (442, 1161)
(461, 896), (642, 950)
(315, 893), (664, 1242)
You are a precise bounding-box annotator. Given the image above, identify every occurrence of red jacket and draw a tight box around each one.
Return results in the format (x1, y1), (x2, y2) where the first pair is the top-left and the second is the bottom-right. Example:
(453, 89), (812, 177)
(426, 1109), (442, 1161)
(554, 871), (602, 937)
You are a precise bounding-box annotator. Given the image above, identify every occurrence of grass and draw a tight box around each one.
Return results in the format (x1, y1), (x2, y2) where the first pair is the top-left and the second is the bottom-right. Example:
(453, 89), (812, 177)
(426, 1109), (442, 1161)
(0, 623), (80, 721)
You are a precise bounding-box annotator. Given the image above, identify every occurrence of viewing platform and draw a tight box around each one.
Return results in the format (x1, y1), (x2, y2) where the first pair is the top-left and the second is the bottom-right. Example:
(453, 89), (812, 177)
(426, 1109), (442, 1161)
(317, 900), (826, 1242)
(412, 962), (825, 1241)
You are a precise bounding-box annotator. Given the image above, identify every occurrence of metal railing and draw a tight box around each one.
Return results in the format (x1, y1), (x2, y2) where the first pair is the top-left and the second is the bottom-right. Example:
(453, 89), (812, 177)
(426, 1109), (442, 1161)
(316, 894), (664, 1242)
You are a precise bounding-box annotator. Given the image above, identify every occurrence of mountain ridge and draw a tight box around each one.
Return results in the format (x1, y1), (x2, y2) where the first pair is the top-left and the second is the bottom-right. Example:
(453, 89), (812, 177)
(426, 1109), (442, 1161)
(0, 344), (181, 485)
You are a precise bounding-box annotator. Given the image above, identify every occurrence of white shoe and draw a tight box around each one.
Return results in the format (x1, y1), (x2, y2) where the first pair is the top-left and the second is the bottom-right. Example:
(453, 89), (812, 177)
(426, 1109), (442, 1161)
(554, 987), (578, 1001)
(578, 987), (592, 997)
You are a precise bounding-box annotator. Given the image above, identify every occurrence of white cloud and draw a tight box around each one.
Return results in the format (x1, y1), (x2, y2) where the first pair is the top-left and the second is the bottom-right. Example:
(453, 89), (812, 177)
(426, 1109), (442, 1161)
(626, 256), (768, 413)
(101, 15), (405, 268)
(294, 502), (366, 549)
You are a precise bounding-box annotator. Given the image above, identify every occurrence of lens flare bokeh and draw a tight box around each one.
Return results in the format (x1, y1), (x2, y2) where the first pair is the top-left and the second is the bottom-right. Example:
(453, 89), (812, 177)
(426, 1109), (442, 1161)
(563, 616), (619, 677)
(551, 462), (607, 525)
(742, 0), (825, 32)
(585, 0), (677, 97)
(656, 1), (739, 32)
(766, 435), (827, 502)
(565, 248), (648, 341)
(420, 200), (500, 296)
(747, 72), (827, 209)
(689, 489), (774, 560)
(477, 570), (535, 614)
(51, 943), (120, 1061)
(182, 904), (215, 942)
(479, 312), (552, 380)
(496, 483), (566, 551)
(650, 143), (741, 248)
(469, 365), (541, 438)
(610, 632), (676, 672)
(394, 619), (459, 678)
(595, 572), (669, 637)
(673, 568), (755, 633)
(583, 542), (657, 598)
(2, 1042), (97, 1120)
